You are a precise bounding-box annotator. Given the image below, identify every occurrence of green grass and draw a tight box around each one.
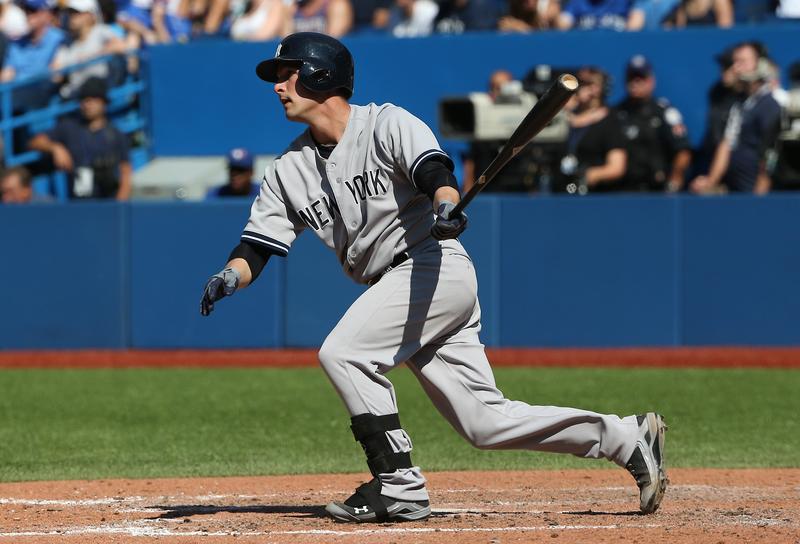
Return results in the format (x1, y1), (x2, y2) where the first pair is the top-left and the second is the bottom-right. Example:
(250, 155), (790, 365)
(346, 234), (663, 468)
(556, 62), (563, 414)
(0, 367), (797, 482)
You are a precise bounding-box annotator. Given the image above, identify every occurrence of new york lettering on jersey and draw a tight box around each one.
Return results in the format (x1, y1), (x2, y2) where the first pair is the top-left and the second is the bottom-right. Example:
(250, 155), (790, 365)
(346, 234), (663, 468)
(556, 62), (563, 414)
(241, 102), (449, 284)
(342, 169), (388, 205)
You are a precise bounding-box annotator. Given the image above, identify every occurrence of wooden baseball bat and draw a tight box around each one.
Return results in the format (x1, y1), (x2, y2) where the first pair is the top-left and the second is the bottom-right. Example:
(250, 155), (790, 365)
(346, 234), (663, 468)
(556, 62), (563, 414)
(451, 74), (579, 216)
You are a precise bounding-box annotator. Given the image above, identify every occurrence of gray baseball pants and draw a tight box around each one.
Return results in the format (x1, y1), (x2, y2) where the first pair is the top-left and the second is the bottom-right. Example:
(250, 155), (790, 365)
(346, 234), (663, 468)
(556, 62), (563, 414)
(318, 239), (640, 501)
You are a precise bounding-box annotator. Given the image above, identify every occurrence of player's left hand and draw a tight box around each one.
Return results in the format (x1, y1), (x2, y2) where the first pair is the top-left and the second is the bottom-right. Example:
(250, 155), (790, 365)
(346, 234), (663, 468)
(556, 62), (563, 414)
(431, 201), (468, 240)
(200, 267), (241, 316)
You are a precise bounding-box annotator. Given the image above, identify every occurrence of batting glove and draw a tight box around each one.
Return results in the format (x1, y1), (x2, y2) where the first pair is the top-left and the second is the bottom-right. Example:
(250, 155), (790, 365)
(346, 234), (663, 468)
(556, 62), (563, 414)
(431, 201), (468, 240)
(200, 267), (241, 316)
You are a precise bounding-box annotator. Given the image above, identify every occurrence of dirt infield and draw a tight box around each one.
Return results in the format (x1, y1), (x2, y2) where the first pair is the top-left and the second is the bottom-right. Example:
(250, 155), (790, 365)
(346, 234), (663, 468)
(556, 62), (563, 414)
(1, 347), (800, 368)
(1, 469), (798, 543)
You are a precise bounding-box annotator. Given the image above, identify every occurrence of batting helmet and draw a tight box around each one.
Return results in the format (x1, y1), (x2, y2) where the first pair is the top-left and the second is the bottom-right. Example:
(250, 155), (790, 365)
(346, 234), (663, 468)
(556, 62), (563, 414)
(256, 32), (355, 98)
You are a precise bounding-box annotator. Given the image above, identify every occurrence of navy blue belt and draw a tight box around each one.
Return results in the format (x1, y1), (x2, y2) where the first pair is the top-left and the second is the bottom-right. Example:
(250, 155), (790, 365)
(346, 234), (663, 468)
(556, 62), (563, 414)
(367, 252), (410, 286)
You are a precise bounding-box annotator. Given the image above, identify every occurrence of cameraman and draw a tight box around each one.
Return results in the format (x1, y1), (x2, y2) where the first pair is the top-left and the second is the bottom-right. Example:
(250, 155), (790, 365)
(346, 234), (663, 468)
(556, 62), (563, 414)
(690, 44), (782, 194)
(462, 69), (538, 193)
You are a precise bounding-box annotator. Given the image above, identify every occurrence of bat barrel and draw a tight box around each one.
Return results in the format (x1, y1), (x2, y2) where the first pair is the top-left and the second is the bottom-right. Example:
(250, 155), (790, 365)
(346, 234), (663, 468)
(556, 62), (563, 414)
(451, 74), (579, 217)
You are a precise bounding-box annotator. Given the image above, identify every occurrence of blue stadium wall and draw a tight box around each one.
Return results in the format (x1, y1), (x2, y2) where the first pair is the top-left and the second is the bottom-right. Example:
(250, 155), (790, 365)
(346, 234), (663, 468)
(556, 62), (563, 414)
(2, 195), (799, 349)
(146, 25), (800, 158)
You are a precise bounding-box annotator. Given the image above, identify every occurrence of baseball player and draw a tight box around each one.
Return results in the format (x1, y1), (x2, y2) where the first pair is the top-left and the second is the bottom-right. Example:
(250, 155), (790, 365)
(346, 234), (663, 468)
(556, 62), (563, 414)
(200, 32), (667, 523)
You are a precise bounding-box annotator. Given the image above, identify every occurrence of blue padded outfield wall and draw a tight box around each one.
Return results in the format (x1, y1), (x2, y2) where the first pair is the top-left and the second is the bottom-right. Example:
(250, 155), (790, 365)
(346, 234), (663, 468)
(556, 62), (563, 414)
(1, 195), (799, 350)
(146, 25), (800, 157)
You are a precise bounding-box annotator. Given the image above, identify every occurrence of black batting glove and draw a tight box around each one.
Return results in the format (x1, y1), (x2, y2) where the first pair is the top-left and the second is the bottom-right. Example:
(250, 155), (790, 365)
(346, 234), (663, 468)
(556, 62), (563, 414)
(431, 201), (468, 240)
(200, 267), (241, 316)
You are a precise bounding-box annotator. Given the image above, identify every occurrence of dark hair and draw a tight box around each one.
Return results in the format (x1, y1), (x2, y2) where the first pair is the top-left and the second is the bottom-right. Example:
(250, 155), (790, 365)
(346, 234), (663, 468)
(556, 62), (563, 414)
(78, 76), (109, 101)
(507, 0), (542, 28)
(733, 40), (770, 61)
(1, 166), (33, 188)
(97, 0), (117, 24)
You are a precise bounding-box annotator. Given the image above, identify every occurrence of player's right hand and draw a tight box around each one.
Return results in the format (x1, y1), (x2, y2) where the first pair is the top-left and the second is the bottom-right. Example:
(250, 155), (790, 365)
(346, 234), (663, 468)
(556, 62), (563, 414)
(431, 201), (468, 240)
(200, 267), (241, 316)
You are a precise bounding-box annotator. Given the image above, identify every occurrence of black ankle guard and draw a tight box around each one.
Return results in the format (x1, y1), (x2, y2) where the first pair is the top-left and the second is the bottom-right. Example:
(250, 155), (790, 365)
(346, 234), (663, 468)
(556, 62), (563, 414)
(350, 413), (413, 477)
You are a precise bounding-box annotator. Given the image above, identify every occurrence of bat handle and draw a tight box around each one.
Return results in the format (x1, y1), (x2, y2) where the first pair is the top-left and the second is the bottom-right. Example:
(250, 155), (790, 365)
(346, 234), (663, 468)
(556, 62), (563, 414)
(450, 190), (474, 217)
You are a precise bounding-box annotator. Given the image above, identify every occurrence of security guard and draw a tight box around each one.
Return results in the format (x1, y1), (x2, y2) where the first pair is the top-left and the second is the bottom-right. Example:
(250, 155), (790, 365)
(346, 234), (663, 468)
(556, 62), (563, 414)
(614, 55), (691, 192)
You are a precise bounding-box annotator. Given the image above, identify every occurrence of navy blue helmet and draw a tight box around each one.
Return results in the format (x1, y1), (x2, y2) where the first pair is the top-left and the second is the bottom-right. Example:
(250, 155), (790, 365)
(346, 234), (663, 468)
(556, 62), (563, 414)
(256, 32), (355, 98)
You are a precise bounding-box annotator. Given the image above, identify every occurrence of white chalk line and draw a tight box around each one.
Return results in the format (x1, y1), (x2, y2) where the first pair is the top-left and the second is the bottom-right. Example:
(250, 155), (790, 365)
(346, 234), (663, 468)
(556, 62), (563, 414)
(0, 521), (661, 538)
(0, 497), (147, 506)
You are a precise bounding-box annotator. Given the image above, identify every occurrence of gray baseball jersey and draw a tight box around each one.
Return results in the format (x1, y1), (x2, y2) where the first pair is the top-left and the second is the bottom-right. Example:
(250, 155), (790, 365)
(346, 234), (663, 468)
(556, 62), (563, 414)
(241, 103), (451, 284)
(239, 102), (643, 503)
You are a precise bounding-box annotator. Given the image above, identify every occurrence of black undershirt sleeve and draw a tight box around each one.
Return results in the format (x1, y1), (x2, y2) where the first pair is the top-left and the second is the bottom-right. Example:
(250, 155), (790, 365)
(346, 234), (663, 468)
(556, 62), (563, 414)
(228, 240), (277, 282)
(413, 156), (460, 200)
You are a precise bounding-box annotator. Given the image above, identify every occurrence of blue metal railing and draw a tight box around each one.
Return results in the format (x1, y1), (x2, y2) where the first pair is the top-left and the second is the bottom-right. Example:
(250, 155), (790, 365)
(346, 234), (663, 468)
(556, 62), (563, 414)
(0, 52), (148, 168)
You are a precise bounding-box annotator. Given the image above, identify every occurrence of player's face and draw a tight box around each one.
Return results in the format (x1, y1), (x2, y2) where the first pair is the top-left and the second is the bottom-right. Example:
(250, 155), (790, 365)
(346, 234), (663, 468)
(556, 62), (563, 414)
(273, 65), (325, 123)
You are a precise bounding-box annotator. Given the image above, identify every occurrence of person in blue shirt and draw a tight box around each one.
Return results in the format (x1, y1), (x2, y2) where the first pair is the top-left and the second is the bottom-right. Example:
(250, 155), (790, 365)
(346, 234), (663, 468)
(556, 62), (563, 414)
(1, 0), (65, 111)
(28, 77), (132, 200)
(207, 147), (261, 198)
(690, 47), (783, 194)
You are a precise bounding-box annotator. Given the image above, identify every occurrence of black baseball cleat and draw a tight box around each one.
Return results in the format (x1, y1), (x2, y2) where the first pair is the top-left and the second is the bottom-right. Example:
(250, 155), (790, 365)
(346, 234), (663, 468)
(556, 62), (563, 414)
(325, 478), (431, 522)
(625, 412), (668, 514)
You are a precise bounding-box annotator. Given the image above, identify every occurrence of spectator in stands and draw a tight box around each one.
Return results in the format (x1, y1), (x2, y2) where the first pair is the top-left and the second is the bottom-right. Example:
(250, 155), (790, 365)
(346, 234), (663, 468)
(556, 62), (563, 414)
(1, 0), (30, 41)
(1, 0), (65, 115)
(207, 147), (260, 198)
(50, 0), (128, 100)
(231, 0), (289, 41)
(435, 0), (504, 33)
(1, 165), (52, 203)
(28, 77), (132, 200)
(614, 55), (690, 192)
(673, 0), (733, 27)
(350, 0), (392, 32)
(388, 0), (437, 36)
(498, 0), (560, 31)
(558, 66), (627, 193)
(290, 0), (353, 37)
(1, 0), (65, 110)
(626, 0), (680, 29)
(557, 0), (630, 30)
(690, 52), (783, 194)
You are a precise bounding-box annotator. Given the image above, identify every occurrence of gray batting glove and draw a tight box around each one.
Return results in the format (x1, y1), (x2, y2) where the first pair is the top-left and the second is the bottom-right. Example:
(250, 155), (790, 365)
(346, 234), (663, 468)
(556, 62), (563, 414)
(200, 267), (241, 316)
(431, 201), (468, 240)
